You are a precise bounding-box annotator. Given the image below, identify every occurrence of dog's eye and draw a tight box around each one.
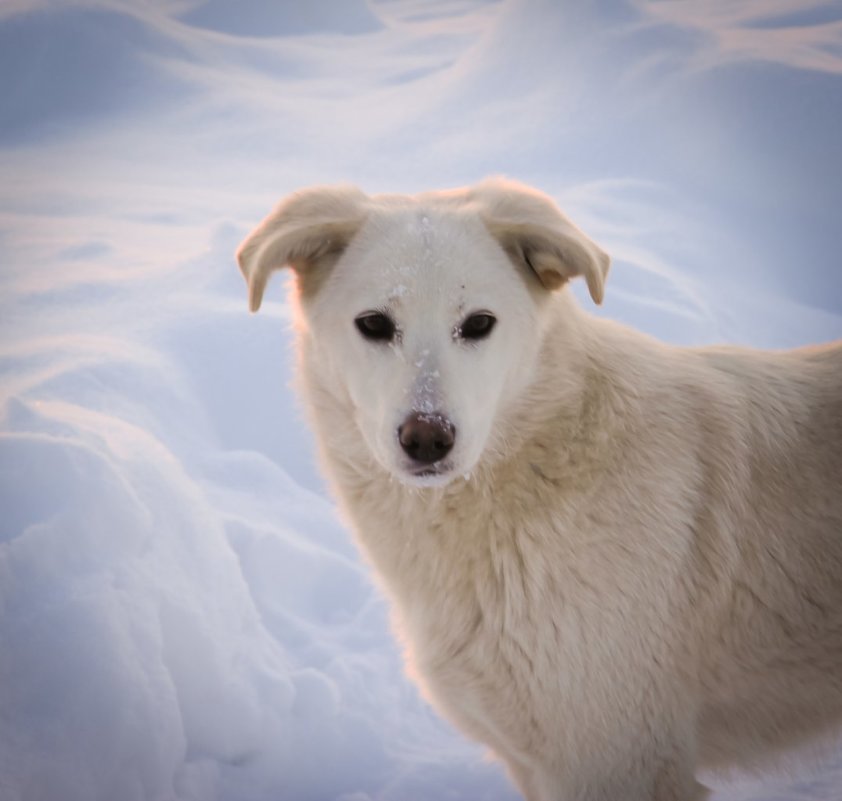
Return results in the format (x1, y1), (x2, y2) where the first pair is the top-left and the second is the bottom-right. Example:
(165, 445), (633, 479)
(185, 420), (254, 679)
(458, 312), (496, 341)
(355, 312), (396, 342)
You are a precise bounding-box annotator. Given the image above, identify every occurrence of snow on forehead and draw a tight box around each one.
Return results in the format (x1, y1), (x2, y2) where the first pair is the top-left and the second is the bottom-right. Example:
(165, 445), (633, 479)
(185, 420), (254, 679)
(360, 204), (493, 291)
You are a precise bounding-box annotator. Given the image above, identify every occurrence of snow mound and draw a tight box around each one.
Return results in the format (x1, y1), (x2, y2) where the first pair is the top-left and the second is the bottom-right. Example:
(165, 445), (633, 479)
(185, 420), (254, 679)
(179, 0), (383, 38)
(0, 8), (192, 142)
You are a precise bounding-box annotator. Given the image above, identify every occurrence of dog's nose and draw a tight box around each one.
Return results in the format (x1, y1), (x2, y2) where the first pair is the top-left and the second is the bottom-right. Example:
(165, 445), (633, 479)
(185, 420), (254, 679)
(398, 412), (455, 464)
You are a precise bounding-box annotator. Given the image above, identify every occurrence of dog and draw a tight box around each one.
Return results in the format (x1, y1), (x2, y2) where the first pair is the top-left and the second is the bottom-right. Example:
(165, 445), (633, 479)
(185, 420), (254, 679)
(237, 178), (842, 801)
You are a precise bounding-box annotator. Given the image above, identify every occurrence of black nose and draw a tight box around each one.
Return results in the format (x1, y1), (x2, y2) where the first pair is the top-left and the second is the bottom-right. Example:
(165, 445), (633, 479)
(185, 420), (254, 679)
(398, 412), (455, 464)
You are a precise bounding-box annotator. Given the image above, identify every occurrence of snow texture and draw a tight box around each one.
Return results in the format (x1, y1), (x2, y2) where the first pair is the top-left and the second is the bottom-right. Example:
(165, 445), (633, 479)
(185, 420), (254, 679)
(1, 1), (840, 799)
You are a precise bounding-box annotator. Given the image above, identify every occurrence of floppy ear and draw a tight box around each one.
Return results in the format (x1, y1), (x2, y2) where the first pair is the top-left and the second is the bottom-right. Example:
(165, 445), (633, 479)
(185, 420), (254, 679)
(236, 185), (369, 311)
(471, 178), (610, 304)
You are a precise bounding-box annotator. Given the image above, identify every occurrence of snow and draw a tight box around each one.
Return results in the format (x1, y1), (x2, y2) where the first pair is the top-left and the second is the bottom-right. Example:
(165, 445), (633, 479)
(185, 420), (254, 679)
(1, 1), (840, 800)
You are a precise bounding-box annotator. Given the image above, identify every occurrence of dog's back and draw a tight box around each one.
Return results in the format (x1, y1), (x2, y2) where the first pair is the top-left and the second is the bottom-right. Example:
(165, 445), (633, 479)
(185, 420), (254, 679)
(688, 341), (842, 768)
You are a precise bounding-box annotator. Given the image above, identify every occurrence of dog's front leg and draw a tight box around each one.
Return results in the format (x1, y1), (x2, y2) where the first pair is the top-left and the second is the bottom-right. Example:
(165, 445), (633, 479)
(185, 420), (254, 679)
(504, 738), (711, 801)
(521, 766), (710, 801)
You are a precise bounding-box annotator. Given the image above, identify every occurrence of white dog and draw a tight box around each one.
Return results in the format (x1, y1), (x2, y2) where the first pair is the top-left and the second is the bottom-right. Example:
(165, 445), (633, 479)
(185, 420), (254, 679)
(237, 178), (842, 801)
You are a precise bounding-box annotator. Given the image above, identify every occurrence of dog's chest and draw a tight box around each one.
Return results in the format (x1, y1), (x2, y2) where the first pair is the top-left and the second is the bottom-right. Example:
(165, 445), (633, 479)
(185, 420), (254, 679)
(353, 485), (583, 752)
(405, 536), (582, 760)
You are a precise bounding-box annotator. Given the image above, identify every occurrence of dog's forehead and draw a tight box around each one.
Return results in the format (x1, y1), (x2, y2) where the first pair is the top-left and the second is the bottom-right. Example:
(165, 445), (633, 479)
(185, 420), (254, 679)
(338, 204), (508, 302)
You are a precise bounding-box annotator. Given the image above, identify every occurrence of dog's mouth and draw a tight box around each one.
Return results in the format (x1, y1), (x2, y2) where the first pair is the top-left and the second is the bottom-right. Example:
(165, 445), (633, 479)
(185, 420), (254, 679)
(412, 466), (444, 477)
(400, 460), (456, 487)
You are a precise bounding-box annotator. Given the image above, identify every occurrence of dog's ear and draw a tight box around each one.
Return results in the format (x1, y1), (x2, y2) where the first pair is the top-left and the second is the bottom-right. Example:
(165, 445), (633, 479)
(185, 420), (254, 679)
(236, 186), (369, 311)
(471, 178), (610, 304)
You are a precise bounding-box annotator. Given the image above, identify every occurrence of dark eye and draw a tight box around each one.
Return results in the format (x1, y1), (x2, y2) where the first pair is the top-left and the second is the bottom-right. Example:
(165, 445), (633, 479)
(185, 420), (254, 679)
(355, 312), (396, 342)
(458, 312), (496, 341)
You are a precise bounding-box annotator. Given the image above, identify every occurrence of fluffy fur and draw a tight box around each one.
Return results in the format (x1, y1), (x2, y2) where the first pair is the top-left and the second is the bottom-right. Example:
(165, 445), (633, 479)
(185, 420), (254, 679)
(237, 178), (842, 801)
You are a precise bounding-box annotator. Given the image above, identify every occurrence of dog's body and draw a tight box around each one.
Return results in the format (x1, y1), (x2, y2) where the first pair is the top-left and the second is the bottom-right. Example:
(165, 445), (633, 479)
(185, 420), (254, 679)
(238, 179), (842, 801)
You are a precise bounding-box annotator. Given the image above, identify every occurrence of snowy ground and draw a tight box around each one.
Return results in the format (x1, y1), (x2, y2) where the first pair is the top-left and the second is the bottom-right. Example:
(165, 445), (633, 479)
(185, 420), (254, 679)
(1, 1), (841, 800)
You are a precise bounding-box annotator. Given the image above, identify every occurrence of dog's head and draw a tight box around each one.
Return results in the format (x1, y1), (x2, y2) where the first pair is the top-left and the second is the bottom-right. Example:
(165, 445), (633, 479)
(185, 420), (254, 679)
(237, 178), (609, 487)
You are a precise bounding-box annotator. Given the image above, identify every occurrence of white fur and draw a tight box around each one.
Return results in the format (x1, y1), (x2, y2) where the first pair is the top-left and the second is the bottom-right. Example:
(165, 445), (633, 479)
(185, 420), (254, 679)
(237, 178), (842, 801)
